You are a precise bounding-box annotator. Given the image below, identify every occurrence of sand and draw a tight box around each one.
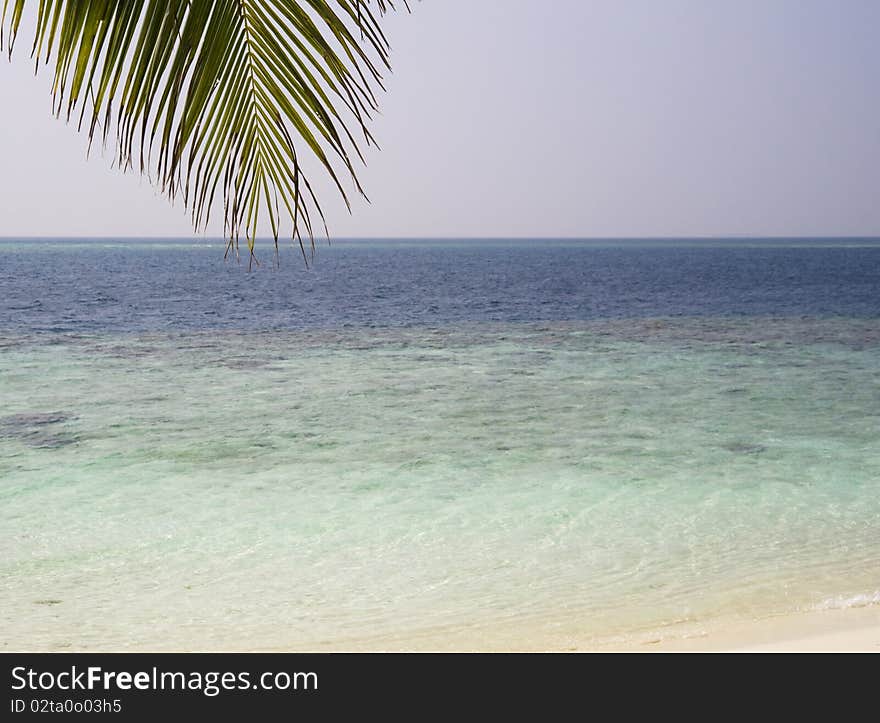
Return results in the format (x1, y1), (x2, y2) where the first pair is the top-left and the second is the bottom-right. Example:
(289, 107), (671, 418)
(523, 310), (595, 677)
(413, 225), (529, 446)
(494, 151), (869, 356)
(621, 604), (880, 652)
(284, 603), (880, 652)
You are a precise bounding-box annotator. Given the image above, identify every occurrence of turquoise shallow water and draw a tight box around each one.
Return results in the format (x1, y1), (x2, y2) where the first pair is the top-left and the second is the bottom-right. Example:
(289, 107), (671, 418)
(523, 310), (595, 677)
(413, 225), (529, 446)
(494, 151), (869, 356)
(2, 316), (879, 649)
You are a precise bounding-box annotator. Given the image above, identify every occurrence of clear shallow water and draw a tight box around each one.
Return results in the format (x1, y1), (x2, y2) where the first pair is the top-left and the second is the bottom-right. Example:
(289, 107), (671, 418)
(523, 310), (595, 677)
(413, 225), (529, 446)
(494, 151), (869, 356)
(1, 240), (879, 650)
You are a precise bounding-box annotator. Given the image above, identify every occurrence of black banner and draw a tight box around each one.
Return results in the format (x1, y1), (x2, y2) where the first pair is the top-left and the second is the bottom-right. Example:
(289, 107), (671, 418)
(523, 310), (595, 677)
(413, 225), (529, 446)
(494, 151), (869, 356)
(2, 651), (854, 717)
(0, 652), (637, 717)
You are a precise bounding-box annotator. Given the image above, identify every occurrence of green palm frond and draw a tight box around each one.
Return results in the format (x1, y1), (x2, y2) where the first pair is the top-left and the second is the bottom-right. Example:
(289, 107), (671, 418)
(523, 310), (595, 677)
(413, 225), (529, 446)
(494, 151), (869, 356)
(1, 0), (405, 266)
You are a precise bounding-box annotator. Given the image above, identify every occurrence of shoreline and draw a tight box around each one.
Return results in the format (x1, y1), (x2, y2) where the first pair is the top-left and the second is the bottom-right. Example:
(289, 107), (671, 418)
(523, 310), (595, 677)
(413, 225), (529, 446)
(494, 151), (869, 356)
(614, 604), (880, 652)
(311, 602), (880, 652)
(258, 602), (880, 652)
(8, 603), (880, 653)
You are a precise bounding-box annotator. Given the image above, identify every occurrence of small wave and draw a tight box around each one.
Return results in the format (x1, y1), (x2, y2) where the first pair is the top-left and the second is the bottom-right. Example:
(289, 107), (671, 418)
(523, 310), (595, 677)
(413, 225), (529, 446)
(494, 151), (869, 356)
(813, 591), (880, 611)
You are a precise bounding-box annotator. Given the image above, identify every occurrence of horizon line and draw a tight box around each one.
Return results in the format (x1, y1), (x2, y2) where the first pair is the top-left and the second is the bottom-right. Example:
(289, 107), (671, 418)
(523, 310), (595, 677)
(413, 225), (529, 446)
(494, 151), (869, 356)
(3, 234), (880, 241)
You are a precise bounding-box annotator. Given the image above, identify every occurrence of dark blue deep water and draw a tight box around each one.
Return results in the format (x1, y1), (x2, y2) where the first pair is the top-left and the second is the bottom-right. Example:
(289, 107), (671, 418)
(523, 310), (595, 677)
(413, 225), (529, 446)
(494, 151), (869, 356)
(2, 239), (879, 333)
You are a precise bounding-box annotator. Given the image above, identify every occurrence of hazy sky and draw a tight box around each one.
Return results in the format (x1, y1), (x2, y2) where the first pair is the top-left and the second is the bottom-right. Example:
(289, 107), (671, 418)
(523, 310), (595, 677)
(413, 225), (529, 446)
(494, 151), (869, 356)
(1, 0), (879, 238)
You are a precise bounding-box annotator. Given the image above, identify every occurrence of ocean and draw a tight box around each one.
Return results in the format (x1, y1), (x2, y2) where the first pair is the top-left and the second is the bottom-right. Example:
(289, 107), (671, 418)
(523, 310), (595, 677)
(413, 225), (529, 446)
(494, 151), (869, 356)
(1, 238), (879, 650)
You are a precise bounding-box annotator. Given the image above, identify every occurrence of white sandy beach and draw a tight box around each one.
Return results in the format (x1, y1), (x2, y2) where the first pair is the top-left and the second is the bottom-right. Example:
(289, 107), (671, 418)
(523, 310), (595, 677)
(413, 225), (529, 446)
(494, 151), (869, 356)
(263, 601), (880, 653)
(621, 604), (880, 652)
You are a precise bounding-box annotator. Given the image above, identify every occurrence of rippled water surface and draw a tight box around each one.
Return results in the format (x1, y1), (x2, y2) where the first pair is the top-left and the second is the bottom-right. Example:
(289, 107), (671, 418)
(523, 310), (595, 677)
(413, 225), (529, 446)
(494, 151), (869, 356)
(1, 239), (879, 649)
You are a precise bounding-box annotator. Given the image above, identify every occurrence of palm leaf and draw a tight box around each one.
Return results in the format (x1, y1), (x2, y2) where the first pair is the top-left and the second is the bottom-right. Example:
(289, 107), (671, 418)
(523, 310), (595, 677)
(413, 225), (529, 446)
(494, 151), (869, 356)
(1, 0), (405, 267)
